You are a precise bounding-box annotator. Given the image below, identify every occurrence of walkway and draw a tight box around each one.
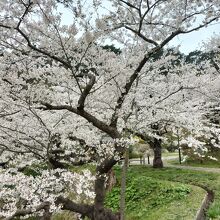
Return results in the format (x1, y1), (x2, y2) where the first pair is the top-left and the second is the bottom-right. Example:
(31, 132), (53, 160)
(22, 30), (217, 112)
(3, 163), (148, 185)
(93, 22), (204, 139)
(129, 155), (220, 173)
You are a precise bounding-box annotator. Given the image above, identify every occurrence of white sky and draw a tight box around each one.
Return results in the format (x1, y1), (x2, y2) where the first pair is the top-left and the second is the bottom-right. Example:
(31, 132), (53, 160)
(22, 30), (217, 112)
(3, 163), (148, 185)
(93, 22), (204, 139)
(60, 5), (220, 55)
(169, 23), (220, 54)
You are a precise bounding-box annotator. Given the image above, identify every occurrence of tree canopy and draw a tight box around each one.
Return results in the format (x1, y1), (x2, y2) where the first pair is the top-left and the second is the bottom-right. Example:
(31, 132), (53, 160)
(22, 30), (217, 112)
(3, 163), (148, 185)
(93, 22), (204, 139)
(0, 1), (220, 219)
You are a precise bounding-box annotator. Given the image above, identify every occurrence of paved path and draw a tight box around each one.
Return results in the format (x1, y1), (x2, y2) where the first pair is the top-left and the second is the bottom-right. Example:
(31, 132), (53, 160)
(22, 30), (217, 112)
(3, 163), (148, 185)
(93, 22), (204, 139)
(164, 163), (220, 173)
(129, 156), (220, 173)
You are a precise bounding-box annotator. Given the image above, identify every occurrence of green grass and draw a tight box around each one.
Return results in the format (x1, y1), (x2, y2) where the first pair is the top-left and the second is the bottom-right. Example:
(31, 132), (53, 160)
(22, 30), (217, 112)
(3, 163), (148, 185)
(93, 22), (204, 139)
(105, 170), (205, 220)
(115, 166), (220, 219)
(144, 185), (205, 220)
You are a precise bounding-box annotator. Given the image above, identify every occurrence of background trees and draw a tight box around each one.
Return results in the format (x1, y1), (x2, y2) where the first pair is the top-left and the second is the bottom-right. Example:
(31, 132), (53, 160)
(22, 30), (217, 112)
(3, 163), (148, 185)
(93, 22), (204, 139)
(0, 0), (220, 219)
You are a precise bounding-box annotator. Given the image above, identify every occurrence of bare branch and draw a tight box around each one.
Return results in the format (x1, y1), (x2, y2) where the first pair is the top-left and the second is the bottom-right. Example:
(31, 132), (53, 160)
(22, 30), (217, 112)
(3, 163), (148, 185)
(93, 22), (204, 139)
(155, 86), (198, 105)
(36, 3), (83, 93)
(124, 25), (159, 46)
(16, 0), (33, 29)
(1, 3), (72, 70)
(0, 143), (36, 155)
(181, 17), (220, 34)
(155, 86), (184, 104)
(119, 0), (139, 11)
(15, 27), (71, 68)
(0, 124), (47, 150)
(0, 110), (20, 118)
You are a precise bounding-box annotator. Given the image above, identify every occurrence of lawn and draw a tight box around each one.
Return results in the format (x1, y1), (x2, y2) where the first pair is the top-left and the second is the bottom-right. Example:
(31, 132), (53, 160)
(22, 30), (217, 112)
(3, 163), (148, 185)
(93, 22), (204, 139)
(105, 166), (206, 220)
(115, 166), (220, 219)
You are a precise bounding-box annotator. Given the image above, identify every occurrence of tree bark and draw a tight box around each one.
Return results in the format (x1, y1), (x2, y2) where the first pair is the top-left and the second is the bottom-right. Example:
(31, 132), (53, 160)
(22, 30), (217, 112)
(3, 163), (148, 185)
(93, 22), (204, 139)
(106, 169), (117, 192)
(93, 158), (120, 220)
(153, 138), (163, 168)
(56, 157), (120, 220)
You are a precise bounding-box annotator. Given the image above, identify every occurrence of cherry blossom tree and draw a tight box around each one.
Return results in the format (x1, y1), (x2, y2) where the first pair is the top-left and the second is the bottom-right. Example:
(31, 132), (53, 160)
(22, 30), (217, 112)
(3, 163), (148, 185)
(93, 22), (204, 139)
(126, 51), (220, 167)
(1, 0), (220, 219)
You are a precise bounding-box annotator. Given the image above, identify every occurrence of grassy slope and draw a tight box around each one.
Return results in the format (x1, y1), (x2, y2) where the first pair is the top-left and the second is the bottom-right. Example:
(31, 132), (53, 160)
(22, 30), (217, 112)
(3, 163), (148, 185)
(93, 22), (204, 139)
(105, 166), (206, 220)
(127, 184), (204, 220)
(122, 166), (220, 219)
(145, 185), (205, 220)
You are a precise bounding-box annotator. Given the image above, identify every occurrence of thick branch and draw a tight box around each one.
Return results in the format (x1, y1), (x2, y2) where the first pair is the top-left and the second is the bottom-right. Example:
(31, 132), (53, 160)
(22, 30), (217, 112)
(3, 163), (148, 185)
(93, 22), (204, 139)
(110, 46), (161, 127)
(57, 195), (119, 220)
(97, 157), (118, 175)
(40, 103), (120, 138)
(160, 29), (182, 47)
(56, 196), (94, 219)
(77, 74), (96, 110)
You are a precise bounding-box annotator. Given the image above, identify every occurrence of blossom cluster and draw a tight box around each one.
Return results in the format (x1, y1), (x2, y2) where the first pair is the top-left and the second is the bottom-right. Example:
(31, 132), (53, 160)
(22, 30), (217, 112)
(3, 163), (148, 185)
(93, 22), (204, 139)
(0, 168), (95, 218)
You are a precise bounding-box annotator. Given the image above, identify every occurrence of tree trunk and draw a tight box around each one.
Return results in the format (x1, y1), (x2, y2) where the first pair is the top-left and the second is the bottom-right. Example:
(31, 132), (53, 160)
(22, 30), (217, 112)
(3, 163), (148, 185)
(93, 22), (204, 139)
(153, 138), (163, 168)
(120, 148), (129, 220)
(57, 161), (120, 220)
(93, 158), (120, 220)
(106, 169), (117, 192)
(57, 155), (123, 220)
